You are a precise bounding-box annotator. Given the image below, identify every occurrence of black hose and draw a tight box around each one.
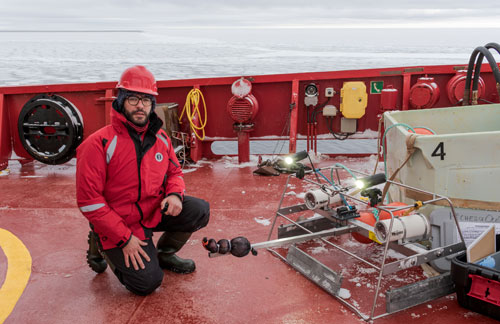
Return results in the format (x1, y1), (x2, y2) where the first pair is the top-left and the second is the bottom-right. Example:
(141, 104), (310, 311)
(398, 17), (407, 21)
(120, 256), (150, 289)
(471, 48), (498, 91)
(485, 42), (500, 55)
(464, 45), (500, 105)
(484, 43), (500, 102)
(464, 46), (482, 104)
(472, 43), (500, 103)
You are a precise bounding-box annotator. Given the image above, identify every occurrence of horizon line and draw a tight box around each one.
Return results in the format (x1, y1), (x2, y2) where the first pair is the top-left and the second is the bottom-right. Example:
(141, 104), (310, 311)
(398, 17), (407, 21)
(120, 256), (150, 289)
(0, 30), (144, 33)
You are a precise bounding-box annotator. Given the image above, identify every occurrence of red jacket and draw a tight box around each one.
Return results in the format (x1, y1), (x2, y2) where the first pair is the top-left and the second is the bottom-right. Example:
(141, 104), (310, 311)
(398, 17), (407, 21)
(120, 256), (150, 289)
(76, 105), (185, 250)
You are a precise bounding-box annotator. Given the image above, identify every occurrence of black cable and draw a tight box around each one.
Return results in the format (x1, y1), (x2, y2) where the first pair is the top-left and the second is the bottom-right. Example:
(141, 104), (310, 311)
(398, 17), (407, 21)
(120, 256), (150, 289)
(306, 97), (331, 153)
(271, 103), (293, 160)
(311, 97), (331, 123)
(307, 154), (321, 183)
(306, 105), (311, 151)
(478, 98), (495, 104)
(326, 116), (351, 140)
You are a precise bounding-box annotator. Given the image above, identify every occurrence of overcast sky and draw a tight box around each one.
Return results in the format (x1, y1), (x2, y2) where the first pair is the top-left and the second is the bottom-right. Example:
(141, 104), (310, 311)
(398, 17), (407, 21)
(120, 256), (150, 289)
(1, 0), (500, 30)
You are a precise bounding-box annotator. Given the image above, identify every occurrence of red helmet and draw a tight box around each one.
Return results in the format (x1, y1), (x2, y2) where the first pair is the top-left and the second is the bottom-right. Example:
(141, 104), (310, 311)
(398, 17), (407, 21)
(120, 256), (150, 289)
(116, 65), (158, 95)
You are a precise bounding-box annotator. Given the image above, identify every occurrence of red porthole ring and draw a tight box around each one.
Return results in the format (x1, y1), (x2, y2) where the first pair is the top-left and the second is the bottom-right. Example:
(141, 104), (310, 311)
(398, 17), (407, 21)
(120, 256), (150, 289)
(17, 94), (84, 164)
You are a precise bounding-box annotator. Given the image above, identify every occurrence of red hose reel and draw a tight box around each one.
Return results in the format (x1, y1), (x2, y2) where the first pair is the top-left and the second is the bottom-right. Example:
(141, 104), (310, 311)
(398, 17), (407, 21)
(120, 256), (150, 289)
(446, 70), (485, 105)
(409, 76), (440, 109)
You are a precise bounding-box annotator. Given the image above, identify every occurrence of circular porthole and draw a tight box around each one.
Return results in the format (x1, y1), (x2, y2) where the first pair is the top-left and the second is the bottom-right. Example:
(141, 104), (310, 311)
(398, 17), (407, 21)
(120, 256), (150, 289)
(17, 94), (84, 164)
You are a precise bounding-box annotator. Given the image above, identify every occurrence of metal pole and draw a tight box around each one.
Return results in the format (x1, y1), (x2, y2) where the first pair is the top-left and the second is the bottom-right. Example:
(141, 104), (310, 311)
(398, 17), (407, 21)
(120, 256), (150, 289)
(237, 130), (250, 163)
(288, 79), (299, 153)
(370, 207), (395, 319)
(267, 175), (293, 241)
(210, 225), (356, 258)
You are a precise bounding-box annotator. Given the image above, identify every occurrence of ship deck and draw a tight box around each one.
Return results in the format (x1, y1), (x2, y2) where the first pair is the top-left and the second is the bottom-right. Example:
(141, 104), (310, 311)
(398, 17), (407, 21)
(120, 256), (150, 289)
(0, 156), (496, 324)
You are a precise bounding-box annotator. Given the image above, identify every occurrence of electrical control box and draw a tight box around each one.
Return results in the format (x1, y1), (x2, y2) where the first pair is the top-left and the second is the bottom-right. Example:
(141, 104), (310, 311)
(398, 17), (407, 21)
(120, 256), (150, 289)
(340, 118), (357, 133)
(340, 81), (368, 119)
(304, 96), (318, 107)
(323, 105), (337, 117)
(325, 87), (335, 97)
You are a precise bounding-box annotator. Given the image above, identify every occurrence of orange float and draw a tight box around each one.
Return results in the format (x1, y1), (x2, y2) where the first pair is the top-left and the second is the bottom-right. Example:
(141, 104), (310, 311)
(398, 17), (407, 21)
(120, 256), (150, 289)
(351, 202), (409, 244)
(413, 127), (434, 135)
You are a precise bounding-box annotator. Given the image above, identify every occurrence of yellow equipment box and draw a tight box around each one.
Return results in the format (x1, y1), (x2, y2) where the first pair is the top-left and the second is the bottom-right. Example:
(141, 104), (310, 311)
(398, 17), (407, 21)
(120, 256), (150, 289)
(340, 81), (368, 119)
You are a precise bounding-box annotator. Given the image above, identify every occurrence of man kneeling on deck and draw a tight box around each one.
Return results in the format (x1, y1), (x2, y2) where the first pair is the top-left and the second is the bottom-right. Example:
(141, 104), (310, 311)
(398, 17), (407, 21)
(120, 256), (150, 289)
(76, 65), (210, 295)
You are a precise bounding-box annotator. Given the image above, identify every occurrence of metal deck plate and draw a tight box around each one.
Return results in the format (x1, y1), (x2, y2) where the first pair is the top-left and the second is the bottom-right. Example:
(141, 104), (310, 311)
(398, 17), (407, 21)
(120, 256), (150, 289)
(286, 245), (342, 296)
(385, 272), (455, 313)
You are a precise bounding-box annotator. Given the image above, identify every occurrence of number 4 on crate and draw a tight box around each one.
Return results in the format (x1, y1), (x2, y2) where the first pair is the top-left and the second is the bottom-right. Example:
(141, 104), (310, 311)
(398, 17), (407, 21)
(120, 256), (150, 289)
(431, 142), (446, 160)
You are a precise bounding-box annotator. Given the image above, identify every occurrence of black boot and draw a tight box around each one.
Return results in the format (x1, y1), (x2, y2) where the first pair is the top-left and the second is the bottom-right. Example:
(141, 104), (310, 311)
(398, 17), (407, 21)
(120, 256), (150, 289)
(86, 231), (108, 273)
(157, 232), (196, 274)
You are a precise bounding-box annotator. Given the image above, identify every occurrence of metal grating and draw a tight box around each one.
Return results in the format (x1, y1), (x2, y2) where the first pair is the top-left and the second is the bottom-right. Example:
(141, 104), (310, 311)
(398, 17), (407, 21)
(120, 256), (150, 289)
(230, 98), (253, 123)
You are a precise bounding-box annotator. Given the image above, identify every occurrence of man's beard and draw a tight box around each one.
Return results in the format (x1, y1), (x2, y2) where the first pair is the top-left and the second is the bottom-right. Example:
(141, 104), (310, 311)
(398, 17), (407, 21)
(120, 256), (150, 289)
(124, 109), (150, 127)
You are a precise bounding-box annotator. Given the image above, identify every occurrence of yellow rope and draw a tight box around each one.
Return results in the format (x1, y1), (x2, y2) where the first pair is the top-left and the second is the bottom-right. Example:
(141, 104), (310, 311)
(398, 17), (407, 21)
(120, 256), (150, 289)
(403, 201), (423, 216)
(179, 88), (207, 141)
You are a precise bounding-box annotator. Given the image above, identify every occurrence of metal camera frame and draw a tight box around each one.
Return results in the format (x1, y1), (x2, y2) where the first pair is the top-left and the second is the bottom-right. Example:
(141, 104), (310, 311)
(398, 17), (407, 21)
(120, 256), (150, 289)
(262, 165), (466, 322)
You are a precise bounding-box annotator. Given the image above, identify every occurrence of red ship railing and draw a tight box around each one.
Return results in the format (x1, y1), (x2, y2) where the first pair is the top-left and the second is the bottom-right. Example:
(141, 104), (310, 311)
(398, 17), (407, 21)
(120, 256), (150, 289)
(0, 63), (498, 170)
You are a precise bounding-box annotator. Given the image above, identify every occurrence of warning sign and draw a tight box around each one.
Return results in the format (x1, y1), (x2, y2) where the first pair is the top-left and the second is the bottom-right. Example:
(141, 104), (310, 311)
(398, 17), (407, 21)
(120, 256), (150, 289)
(370, 81), (384, 94)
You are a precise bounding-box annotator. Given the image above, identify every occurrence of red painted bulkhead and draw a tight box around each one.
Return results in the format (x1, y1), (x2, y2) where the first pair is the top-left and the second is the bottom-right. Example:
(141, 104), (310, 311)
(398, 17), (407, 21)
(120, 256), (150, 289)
(0, 64), (498, 167)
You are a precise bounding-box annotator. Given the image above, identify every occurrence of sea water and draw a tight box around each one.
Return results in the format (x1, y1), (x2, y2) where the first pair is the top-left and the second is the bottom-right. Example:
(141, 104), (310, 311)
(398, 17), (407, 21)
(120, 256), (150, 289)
(1, 28), (499, 154)
(1, 28), (500, 86)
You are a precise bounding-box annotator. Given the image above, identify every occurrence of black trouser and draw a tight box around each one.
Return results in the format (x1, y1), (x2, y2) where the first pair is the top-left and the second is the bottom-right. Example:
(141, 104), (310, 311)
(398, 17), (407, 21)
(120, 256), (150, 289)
(103, 196), (210, 295)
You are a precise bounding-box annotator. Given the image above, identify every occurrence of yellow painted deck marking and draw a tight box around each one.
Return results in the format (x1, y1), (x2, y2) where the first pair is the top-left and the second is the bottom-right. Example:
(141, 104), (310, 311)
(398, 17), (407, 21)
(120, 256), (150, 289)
(0, 228), (32, 324)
